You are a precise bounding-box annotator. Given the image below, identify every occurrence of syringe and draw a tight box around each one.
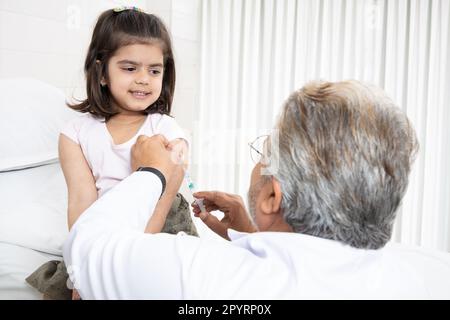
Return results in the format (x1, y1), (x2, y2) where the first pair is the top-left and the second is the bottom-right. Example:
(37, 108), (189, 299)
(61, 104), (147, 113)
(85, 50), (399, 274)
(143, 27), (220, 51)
(185, 172), (207, 213)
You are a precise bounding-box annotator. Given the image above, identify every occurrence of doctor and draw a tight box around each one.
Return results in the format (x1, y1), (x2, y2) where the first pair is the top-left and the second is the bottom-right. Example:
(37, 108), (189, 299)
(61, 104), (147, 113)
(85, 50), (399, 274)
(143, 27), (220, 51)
(63, 80), (450, 299)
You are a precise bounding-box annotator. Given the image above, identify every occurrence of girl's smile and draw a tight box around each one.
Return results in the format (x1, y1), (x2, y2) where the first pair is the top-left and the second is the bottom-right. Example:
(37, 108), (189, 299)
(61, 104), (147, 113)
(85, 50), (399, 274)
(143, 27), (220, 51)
(129, 90), (152, 99)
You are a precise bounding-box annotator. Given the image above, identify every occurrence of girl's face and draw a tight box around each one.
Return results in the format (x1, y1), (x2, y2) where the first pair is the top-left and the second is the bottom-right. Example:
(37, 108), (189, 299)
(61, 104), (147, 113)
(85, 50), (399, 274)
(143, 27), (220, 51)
(106, 43), (164, 115)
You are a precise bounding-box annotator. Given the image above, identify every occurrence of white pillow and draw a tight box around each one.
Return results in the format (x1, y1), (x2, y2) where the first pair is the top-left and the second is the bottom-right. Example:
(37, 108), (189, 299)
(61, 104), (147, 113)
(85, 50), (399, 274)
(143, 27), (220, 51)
(0, 162), (68, 255)
(0, 78), (77, 172)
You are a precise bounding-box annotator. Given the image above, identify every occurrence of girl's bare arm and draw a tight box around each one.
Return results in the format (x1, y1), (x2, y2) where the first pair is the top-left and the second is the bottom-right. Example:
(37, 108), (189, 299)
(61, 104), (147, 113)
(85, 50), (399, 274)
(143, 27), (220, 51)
(58, 134), (98, 230)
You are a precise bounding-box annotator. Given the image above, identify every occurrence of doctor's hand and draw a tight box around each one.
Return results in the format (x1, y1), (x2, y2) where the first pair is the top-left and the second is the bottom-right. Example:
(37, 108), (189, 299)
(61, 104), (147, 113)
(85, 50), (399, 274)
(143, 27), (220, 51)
(191, 191), (257, 240)
(131, 134), (180, 184)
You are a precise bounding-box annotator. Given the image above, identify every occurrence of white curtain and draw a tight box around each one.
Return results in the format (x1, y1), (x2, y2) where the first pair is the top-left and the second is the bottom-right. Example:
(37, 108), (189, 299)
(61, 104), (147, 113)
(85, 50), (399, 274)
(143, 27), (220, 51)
(194, 0), (450, 252)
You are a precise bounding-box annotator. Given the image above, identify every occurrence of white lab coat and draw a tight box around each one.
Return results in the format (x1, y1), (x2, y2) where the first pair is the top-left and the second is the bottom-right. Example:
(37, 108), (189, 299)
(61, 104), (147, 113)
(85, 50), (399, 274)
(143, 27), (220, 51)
(63, 172), (450, 299)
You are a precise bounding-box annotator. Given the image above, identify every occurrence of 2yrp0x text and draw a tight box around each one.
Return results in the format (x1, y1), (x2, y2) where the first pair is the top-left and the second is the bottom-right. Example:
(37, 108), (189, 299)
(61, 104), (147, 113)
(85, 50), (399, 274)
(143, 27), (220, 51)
(178, 304), (272, 318)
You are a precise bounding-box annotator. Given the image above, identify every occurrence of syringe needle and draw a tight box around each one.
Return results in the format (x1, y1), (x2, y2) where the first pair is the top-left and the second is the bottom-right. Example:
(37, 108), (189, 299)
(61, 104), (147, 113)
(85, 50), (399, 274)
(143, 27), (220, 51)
(185, 172), (207, 213)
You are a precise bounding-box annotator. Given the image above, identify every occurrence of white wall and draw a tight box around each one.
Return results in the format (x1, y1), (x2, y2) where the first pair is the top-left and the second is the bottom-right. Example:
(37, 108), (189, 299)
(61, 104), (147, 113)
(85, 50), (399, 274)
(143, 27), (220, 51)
(166, 0), (202, 134)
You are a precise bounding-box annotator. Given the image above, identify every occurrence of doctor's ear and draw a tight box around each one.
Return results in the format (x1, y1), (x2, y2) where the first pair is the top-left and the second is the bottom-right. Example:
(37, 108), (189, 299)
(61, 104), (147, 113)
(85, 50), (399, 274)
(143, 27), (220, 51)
(260, 177), (283, 215)
(270, 177), (282, 213)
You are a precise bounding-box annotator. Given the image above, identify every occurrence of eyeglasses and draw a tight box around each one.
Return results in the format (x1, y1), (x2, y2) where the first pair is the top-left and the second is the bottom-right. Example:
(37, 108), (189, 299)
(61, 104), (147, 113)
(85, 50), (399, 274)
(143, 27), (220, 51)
(248, 135), (269, 164)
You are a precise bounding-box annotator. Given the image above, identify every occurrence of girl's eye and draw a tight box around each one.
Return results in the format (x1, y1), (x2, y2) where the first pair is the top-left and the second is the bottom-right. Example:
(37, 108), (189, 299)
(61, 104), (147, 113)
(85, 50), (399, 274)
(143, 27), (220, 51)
(150, 69), (161, 75)
(123, 67), (136, 72)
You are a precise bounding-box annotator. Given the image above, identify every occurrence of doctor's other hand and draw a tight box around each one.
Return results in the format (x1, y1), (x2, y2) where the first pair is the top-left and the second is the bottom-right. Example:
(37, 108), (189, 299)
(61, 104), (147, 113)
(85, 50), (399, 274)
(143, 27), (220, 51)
(192, 191), (257, 240)
(131, 134), (176, 182)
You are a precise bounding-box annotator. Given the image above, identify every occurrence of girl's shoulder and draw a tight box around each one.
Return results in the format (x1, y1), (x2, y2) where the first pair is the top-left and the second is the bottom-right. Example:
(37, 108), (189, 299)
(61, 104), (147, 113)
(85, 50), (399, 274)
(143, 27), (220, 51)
(78, 112), (105, 123)
(60, 113), (105, 144)
(149, 112), (176, 124)
(65, 113), (104, 128)
(148, 113), (178, 131)
(148, 113), (187, 143)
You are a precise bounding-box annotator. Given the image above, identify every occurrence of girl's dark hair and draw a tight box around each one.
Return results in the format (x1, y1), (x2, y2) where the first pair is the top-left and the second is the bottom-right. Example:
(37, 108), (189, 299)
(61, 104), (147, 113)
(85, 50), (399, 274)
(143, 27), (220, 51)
(68, 9), (175, 120)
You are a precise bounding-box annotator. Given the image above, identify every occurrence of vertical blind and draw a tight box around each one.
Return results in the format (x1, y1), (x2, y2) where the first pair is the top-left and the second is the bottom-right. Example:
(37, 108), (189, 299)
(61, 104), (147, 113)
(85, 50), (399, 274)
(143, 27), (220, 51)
(195, 0), (450, 251)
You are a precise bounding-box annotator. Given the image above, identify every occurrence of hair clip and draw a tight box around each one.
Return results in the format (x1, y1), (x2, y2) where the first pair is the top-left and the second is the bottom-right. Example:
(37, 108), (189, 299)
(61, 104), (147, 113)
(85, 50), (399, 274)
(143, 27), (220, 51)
(113, 6), (144, 13)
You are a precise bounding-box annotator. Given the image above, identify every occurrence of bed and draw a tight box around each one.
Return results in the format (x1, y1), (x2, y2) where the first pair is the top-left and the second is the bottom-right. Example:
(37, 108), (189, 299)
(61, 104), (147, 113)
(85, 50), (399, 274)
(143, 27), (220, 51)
(0, 78), (76, 299)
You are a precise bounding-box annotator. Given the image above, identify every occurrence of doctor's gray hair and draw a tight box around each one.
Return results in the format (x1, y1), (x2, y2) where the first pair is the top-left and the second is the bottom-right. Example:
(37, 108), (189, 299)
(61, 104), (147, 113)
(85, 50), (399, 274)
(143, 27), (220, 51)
(268, 80), (418, 249)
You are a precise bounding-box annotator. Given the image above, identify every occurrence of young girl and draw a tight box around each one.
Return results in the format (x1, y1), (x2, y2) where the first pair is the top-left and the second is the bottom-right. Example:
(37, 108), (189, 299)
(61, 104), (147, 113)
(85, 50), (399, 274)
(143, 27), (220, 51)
(59, 8), (190, 241)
